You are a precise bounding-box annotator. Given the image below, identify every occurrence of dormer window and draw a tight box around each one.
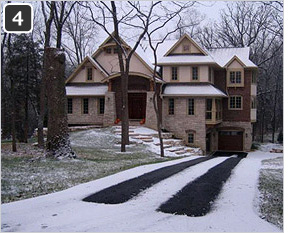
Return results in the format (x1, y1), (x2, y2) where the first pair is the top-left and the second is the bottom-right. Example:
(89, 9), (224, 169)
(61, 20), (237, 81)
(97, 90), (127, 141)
(227, 69), (244, 87)
(183, 44), (190, 52)
(87, 67), (93, 81)
(230, 71), (241, 84)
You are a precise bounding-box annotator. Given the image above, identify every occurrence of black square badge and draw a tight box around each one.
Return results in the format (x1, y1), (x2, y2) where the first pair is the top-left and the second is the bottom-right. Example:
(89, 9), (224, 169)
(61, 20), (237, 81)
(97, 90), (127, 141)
(4, 3), (33, 33)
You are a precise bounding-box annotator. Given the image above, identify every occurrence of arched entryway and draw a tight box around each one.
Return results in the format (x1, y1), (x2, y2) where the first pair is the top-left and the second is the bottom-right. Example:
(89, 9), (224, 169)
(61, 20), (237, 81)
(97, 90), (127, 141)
(110, 74), (152, 120)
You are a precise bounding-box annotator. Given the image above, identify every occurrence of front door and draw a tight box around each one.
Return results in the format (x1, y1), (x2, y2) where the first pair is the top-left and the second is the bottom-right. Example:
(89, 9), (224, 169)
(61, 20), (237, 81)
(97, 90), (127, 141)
(128, 93), (147, 119)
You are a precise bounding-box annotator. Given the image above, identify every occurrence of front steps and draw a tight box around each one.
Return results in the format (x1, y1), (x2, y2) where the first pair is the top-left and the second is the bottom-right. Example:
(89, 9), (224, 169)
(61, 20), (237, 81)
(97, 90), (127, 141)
(112, 126), (202, 156)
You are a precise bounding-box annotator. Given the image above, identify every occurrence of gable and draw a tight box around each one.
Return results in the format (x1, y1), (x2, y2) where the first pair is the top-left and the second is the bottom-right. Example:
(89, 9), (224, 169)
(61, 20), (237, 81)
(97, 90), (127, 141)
(66, 58), (107, 84)
(94, 48), (154, 78)
(225, 56), (246, 69)
(165, 34), (207, 56)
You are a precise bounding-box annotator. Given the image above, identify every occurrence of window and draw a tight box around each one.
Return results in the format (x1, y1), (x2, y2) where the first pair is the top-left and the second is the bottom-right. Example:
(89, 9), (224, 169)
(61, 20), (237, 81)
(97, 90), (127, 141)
(83, 98), (89, 114)
(183, 44), (190, 52)
(168, 98), (174, 115)
(229, 71), (242, 84)
(251, 96), (257, 109)
(99, 97), (105, 114)
(67, 98), (73, 114)
(188, 98), (194, 115)
(171, 67), (178, 81)
(87, 68), (93, 81)
(106, 48), (112, 54)
(206, 99), (212, 120)
(229, 96), (242, 109)
(192, 67), (198, 81)
(187, 133), (194, 144)
(113, 47), (118, 54)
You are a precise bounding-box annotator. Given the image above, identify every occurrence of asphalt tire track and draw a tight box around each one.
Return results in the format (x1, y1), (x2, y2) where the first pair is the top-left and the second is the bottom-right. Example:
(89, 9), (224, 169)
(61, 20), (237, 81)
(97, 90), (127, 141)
(83, 156), (214, 204)
(158, 157), (243, 217)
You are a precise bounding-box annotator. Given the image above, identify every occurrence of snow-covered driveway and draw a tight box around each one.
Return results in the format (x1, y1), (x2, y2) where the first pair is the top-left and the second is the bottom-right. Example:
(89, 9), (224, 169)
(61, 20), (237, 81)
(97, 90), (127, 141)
(1, 152), (281, 232)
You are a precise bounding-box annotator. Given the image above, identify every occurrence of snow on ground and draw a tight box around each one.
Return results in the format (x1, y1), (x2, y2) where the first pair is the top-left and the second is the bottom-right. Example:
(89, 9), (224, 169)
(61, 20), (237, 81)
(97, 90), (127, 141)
(114, 126), (202, 157)
(258, 143), (283, 152)
(1, 150), (282, 232)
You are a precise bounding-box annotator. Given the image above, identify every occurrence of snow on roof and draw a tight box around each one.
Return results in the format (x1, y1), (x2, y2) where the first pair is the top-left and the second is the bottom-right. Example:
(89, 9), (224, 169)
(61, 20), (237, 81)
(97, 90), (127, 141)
(149, 40), (257, 68)
(162, 83), (227, 97)
(157, 55), (216, 65)
(208, 47), (257, 68)
(66, 85), (108, 96)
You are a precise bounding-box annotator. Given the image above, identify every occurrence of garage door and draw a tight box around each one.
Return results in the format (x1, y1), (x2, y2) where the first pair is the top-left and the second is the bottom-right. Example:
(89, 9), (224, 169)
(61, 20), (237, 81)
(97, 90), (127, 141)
(218, 131), (243, 151)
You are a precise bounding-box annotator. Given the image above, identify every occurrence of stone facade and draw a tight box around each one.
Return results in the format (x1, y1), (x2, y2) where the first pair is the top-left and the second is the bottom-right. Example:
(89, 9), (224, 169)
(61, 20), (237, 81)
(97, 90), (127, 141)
(67, 97), (104, 125)
(103, 92), (116, 126)
(145, 91), (157, 130)
(162, 97), (206, 151)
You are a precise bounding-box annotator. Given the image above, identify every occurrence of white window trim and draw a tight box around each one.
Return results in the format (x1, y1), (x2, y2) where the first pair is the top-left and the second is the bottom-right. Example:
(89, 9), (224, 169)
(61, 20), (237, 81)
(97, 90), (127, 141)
(228, 95), (243, 110)
(227, 68), (244, 87)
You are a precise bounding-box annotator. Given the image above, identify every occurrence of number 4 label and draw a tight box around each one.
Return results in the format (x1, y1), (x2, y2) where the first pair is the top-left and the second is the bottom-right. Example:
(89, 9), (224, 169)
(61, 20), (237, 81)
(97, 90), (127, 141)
(3, 3), (33, 33)
(12, 11), (24, 26)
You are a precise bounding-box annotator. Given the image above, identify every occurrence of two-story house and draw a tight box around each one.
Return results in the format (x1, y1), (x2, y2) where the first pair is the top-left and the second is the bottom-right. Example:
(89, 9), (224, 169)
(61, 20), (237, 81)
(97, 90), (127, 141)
(65, 34), (257, 153)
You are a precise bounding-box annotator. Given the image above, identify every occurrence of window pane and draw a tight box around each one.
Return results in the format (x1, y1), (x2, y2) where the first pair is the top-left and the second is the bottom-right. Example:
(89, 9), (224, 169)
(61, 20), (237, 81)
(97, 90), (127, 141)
(87, 68), (92, 81)
(168, 98), (174, 115)
(230, 96), (235, 108)
(192, 67), (198, 80)
(230, 72), (235, 83)
(188, 133), (194, 143)
(99, 97), (105, 114)
(83, 98), (89, 114)
(236, 71), (241, 83)
(236, 96), (242, 108)
(171, 67), (178, 80)
(188, 99), (194, 115)
(67, 98), (73, 114)
(106, 48), (111, 54)
(206, 99), (212, 111)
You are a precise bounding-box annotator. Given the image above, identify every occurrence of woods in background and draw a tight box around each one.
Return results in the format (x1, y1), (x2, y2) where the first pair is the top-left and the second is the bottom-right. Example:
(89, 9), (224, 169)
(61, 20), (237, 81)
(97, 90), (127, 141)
(1, 1), (283, 153)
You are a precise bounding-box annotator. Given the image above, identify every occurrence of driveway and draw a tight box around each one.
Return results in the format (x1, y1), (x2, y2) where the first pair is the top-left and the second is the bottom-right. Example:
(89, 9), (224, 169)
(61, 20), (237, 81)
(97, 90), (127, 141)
(1, 153), (281, 232)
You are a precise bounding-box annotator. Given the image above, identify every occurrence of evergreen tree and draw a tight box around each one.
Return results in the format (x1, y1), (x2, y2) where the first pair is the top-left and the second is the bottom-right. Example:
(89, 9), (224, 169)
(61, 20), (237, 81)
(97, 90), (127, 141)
(4, 34), (42, 143)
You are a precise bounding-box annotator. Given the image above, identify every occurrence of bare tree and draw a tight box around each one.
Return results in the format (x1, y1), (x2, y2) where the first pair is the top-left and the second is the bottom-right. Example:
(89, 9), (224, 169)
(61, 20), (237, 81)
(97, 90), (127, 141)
(145, 1), (195, 157)
(53, 1), (77, 49)
(63, 4), (99, 67)
(208, 1), (283, 142)
(38, 1), (55, 148)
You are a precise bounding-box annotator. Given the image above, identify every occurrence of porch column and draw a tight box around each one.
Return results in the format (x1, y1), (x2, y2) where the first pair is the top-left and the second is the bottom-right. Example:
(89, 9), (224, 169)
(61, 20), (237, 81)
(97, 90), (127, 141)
(145, 91), (157, 130)
(103, 91), (116, 126)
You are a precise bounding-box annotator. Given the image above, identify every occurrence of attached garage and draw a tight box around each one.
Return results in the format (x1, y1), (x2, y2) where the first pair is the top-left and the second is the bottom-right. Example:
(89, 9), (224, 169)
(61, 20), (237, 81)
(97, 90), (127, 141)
(218, 130), (243, 151)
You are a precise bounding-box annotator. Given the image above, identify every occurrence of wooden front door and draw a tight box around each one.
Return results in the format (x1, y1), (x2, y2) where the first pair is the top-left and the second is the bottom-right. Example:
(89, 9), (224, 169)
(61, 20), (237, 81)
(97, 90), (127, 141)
(218, 131), (243, 151)
(128, 93), (147, 119)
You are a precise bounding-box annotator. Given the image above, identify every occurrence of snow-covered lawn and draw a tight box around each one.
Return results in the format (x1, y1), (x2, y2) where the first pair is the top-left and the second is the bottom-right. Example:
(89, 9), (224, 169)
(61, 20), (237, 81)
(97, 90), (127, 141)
(1, 149), (282, 232)
(2, 127), (178, 203)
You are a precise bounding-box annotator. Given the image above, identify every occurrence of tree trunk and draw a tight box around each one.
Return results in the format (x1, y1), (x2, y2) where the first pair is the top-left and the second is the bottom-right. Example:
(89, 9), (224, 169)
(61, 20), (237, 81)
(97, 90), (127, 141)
(121, 72), (129, 152)
(24, 55), (29, 143)
(153, 89), (164, 157)
(37, 67), (46, 148)
(11, 79), (17, 152)
(45, 48), (76, 158)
